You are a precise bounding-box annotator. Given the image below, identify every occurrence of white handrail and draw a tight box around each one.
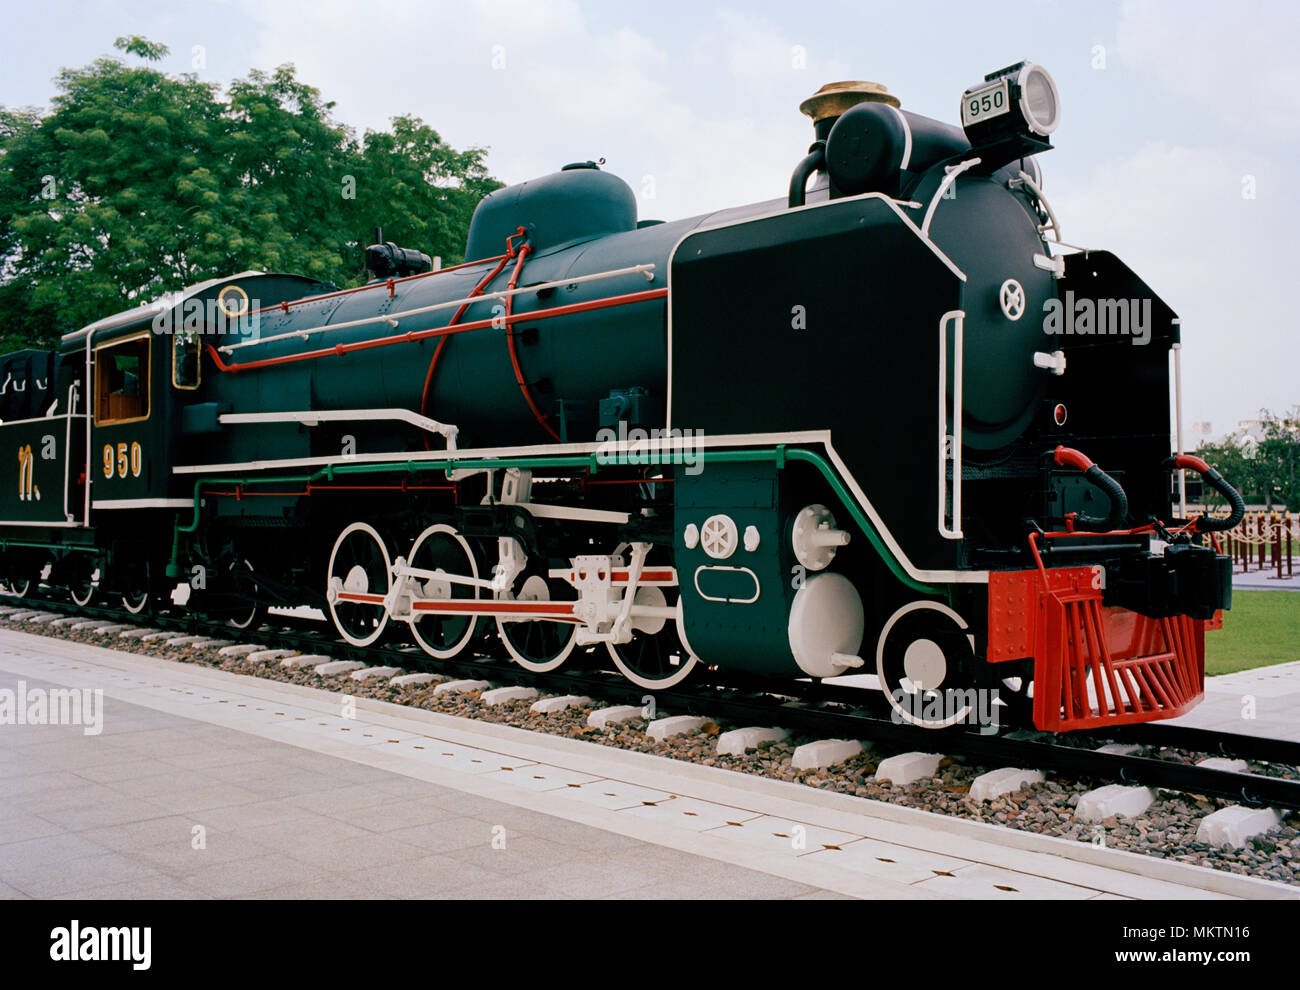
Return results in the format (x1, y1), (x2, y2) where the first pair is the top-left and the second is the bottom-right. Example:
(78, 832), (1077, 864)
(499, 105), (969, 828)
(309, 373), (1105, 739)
(922, 158), (981, 238)
(1011, 170), (1062, 243)
(219, 408), (459, 446)
(63, 382), (79, 523)
(218, 263), (657, 356)
(938, 310), (965, 541)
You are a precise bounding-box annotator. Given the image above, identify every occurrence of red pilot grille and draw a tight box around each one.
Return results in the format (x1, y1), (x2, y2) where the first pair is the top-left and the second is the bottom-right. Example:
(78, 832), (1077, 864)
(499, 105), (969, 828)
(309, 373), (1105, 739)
(988, 567), (1207, 732)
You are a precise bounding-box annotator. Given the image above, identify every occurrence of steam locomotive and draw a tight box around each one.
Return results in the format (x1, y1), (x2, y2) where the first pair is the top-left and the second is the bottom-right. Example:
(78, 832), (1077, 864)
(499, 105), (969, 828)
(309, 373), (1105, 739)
(0, 61), (1243, 732)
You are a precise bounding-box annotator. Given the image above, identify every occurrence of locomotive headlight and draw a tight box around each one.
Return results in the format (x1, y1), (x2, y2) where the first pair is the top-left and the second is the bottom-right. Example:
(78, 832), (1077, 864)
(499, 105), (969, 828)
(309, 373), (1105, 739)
(960, 61), (1060, 160)
(1018, 63), (1060, 136)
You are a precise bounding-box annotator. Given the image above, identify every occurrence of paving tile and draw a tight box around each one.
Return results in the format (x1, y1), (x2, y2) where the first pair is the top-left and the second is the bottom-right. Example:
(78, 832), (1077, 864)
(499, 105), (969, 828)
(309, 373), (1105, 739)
(142, 782), (267, 814)
(128, 830), (274, 874)
(4, 851), (164, 898)
(0, 832), (111, 873)
(557, 778), (674, 811)
(34, 797), (175, 832)
(0, 815), (65, 845)
(911, 862), (1098, 900)
(801, 835), (970, 886)
(228, 816), (372, 854)
(283, 833), (429, 872)
(479, 764), (600, 792)
(328, 798), (466, 833)
(60, 876), (203, 899)
(178, 854), (327, 898)
(621, 795), (761, 832)
(525, 853), (682, 899)
(344, 854), (506, 898)
(79, 815), (210, 853)
(232, 876), (379, 900)
(182, 798), (320, 833)
(383, 816), (504, 855)
(701, 815), (860, 858)
(436, 832), (589, 877)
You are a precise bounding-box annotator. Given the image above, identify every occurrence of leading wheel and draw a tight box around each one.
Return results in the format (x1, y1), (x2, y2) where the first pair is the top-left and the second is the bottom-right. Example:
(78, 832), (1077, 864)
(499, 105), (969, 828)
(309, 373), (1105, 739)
(876, 600), (977, 729)
(407, 524), (481, 660)
(496, 571), (578, 672)
(326, 522), (392, 647)
(607, 590), (700, 690)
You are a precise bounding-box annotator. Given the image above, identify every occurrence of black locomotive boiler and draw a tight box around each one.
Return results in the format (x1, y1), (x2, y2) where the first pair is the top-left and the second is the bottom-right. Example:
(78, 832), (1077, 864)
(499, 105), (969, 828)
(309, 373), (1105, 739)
(0, 61), (1243, 732)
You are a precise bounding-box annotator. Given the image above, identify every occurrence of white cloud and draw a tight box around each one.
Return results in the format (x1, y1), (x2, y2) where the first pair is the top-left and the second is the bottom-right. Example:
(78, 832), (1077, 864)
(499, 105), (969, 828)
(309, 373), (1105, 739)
(1116, 0), (1300, 138)
(1053, 139), (1297, 432)
(234, 0), (822, 221)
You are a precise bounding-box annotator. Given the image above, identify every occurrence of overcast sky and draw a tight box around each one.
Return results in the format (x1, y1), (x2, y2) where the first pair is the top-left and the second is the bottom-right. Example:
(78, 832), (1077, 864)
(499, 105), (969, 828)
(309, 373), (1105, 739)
(2, 0), (1297, 438)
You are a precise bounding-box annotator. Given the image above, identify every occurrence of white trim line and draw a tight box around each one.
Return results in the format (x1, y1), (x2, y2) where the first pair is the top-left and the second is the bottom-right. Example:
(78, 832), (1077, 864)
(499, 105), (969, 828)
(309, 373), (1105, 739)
(91, 498), (193, 510)
(171, 430), (829, 475)
(0, 411), (84, 429)
(61, 271), (264, 343)
(884, 105), (913, 171)
(0, 519), (83, 528)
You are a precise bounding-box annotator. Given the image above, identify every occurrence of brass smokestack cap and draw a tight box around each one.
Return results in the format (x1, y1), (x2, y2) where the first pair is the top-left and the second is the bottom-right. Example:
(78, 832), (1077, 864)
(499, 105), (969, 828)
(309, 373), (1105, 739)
(799, 81), (901, 122)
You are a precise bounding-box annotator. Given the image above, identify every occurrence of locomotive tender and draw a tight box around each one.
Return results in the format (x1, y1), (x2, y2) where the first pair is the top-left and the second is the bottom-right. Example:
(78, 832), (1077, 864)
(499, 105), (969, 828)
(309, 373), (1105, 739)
(0, 62), (1244, 731)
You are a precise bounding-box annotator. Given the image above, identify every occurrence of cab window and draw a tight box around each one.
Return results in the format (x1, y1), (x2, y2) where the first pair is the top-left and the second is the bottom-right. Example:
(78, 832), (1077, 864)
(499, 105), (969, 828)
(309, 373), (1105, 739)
(173, 328), (201, 389)
(95, 334), (150, 424)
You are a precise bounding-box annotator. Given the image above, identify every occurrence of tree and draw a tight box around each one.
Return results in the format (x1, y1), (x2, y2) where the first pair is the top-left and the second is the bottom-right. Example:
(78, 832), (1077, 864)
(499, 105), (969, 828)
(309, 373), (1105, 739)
(1196, 407), (1300, 511)
(0, 37), (501, 347)
(349, 115), (501, 270)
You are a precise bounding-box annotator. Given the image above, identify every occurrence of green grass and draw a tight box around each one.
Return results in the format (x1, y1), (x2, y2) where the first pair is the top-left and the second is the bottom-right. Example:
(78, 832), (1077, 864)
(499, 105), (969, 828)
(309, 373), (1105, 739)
(1206, 590), (1300, 675)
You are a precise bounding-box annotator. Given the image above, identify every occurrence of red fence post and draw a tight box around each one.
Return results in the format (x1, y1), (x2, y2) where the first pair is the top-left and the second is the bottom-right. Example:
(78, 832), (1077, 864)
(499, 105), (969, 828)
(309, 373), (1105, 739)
(1275, 513), (1283, 580)
(1289, 512), (1294, 578)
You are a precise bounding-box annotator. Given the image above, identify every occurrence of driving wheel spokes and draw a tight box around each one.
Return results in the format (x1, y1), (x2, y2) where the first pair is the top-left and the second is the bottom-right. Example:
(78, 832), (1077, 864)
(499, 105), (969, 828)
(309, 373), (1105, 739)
(606, 587), (700, 690)
(496, 571), (578, 673)
(327, 522), (392, 647)
(407, 524), (481, 660)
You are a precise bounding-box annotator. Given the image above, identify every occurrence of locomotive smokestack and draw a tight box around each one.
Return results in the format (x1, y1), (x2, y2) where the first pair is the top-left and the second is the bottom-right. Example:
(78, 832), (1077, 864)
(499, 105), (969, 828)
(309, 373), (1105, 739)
(799, 81), (900, 140)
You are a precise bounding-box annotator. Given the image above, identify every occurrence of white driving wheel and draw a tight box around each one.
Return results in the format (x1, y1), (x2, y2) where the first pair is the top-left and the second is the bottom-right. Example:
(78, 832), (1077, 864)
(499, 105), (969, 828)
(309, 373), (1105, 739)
(326, 522), (392, 647)
(407, 523), (480, 660)
(496, 572), (579, 673)
(607, 594), (701, 690)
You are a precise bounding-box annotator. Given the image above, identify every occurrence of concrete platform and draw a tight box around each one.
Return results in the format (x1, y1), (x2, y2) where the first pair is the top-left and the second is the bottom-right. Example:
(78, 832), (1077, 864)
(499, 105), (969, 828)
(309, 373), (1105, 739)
(1168, 659), (1300, 742)
(0, 628), (1293, 901)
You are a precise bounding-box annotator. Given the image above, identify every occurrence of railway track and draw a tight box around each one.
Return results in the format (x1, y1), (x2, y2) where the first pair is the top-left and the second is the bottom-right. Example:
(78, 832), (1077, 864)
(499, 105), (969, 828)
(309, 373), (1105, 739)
(3, 590), (1300, 814)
